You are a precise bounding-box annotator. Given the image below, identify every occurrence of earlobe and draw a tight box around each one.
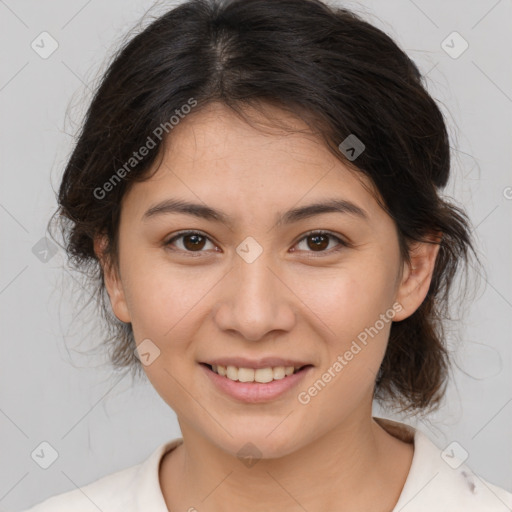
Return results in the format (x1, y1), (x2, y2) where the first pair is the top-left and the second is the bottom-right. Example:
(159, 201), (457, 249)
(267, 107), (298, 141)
(93, 235), (131, 324)
(393, 236), (441, 322)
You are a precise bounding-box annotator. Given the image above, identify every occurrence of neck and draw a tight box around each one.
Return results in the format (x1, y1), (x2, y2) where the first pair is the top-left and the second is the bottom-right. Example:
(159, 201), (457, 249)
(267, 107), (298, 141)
(160, 408), (414, 512)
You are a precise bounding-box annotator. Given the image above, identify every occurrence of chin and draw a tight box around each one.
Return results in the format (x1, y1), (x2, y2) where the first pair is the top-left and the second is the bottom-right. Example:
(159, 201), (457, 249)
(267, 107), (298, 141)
(208, 423), (309, 462)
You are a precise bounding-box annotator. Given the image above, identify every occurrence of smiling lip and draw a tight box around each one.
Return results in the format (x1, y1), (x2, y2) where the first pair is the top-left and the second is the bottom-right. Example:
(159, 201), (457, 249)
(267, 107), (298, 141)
(200, 362), (314, 403)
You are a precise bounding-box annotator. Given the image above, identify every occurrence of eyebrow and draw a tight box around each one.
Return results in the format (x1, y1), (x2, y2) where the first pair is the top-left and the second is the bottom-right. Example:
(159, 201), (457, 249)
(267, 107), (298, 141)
(142, 197), (369, 227)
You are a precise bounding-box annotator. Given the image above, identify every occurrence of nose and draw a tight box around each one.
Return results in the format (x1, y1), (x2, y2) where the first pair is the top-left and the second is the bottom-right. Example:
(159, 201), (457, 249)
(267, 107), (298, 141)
(213, 249), (296, 342)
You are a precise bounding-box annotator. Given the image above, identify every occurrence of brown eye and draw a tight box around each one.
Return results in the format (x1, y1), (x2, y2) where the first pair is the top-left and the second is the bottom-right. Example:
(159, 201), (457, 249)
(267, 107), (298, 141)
(293, 231), (347, 255)
(307, 233), (329, 251)
(165, 231), (215, 253)
(182, 233), (206, 251)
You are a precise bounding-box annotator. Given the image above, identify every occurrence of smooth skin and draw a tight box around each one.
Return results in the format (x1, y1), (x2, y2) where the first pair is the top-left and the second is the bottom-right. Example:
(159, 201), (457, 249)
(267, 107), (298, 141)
(94, 102), (440, 512)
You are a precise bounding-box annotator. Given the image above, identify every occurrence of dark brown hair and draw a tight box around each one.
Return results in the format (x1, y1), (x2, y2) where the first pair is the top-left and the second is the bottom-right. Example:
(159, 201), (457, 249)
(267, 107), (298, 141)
(49, 0), (480, 416)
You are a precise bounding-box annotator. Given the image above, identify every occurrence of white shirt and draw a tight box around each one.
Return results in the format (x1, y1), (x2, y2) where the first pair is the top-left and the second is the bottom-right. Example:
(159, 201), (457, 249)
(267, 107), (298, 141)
(22, 417), (512, 511)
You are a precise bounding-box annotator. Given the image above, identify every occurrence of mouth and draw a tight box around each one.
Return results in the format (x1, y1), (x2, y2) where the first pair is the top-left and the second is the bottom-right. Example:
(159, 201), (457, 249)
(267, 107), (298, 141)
(200, 362), (313, 383)
(199, 361), (314, 403)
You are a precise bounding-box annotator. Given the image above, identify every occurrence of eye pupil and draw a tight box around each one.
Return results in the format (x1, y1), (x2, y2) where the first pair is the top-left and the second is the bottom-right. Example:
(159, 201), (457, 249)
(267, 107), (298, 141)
(308, 234), (329, 251)
(184, 234), (206, 251)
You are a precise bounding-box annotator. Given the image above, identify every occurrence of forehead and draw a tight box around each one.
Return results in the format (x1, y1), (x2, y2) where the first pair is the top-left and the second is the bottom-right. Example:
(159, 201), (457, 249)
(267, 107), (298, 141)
(122, 102), (383, 224)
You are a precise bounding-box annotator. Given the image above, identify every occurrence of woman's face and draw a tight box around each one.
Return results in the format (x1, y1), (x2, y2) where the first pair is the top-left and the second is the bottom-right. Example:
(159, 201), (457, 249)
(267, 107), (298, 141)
(98, 102), (424, 458)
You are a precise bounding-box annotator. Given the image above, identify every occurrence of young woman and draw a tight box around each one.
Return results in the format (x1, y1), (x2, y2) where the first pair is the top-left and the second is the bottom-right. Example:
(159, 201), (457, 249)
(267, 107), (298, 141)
(24, 0), (512, 510)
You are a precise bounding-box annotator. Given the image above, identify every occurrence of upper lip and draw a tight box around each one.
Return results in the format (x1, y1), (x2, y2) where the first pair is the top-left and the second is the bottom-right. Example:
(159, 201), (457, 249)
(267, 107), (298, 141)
(201, 357), (313, 369)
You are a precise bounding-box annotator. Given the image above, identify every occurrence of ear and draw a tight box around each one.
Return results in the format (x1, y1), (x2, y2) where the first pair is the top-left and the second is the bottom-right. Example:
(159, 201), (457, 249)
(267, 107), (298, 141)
(393, 234), (442, 322)
(93, 234), (131, 323)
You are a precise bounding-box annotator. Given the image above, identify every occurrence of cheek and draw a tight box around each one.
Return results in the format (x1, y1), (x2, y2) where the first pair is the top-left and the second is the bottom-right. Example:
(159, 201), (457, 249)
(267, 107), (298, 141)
(121, 255), (204, 336)
(123, 258), (202, 410)
(299, 276), (394, 414)
(313, 267), (396, 335)
(306, 266), (396, 385)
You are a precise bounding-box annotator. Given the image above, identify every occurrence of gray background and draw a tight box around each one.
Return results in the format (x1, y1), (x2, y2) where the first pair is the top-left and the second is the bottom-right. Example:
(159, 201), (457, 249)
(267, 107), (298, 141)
(1, 0), (511, 510)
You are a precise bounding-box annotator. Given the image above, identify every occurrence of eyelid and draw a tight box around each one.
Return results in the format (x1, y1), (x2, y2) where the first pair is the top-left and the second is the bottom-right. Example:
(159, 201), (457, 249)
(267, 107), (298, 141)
(164, 229), (350, 255)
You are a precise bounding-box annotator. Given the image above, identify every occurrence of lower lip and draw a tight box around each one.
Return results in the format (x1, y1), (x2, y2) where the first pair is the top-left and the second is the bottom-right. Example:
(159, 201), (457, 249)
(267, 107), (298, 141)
(200, 363), (313, 403)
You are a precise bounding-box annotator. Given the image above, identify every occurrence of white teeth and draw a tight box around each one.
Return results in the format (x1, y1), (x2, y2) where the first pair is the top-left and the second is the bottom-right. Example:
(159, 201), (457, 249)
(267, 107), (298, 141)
(238, 367), (255, 382)
(210, 364), (302, 382)
(273, 366), (285, 380)
(285, 366), (294, 376)
(226, 365), (238, 380)
(254, 368), (273, 383)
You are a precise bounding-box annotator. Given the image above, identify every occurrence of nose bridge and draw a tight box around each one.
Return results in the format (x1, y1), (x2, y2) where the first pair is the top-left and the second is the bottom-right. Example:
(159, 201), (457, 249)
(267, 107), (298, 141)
(214, 237), (295, 340)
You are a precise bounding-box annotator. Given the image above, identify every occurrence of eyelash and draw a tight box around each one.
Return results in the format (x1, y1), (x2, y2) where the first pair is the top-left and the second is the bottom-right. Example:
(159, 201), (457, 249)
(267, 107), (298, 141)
(164, 230), (349, 257)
